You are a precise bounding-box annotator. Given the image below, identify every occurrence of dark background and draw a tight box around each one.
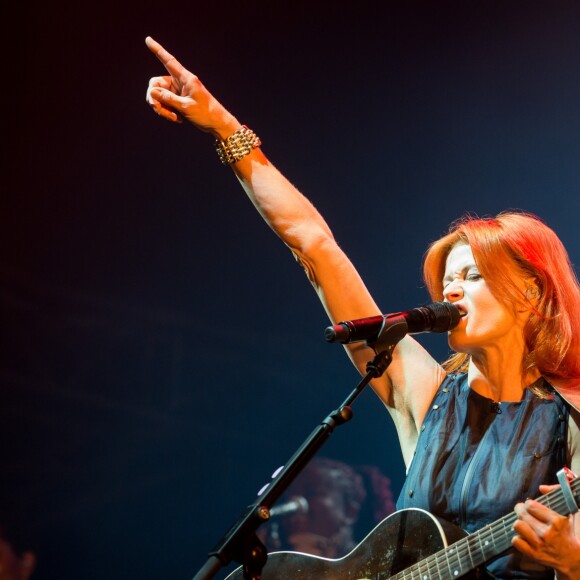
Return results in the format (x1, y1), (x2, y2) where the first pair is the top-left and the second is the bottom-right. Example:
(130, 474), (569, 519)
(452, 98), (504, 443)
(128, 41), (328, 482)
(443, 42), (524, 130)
(3, 1), (580, 578)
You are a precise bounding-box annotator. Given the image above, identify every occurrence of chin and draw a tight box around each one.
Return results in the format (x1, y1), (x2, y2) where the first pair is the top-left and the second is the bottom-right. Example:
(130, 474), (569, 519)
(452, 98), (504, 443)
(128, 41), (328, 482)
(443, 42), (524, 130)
(447, 335), (472, 355)
(447, 332), (463, 350)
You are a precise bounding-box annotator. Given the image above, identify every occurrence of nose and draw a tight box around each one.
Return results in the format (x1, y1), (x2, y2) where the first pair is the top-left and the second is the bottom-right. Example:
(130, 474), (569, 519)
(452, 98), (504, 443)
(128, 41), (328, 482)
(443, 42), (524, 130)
(443, 280), (463, 302)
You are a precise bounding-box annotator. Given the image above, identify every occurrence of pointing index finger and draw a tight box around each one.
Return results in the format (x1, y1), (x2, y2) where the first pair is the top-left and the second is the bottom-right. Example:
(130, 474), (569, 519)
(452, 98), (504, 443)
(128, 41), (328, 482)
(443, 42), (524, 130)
(145, 36), (185, 78)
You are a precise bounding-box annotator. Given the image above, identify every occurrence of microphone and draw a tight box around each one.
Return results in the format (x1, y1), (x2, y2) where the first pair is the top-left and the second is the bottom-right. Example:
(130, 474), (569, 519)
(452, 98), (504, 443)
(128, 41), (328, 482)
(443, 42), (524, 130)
(324, 301), (461, 344)
(268, 496), (309, 518)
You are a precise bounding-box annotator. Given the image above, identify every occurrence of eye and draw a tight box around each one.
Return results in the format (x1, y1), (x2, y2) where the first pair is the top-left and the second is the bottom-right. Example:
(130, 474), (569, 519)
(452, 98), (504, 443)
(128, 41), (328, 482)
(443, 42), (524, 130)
(466, 272), (482, 282)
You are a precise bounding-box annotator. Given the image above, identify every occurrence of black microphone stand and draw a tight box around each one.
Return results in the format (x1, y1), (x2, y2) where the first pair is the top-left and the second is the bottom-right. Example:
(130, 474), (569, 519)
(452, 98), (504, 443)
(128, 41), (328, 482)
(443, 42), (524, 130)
(192, 331), (401, 580)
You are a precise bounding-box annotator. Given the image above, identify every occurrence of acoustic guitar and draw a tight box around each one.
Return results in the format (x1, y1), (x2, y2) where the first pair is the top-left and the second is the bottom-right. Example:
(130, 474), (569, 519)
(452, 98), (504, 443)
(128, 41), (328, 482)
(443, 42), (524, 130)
(225, 474), (579, 579)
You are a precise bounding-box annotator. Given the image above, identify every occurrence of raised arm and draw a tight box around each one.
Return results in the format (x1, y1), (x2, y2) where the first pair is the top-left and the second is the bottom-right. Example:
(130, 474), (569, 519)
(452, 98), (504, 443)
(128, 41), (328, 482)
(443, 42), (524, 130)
(144, 37), (445, 465)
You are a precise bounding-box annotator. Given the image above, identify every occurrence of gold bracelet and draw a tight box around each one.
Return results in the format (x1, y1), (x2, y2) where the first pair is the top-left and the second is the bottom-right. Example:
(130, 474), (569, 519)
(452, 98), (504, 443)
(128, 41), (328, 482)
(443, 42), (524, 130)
(215, 125), (262, 165)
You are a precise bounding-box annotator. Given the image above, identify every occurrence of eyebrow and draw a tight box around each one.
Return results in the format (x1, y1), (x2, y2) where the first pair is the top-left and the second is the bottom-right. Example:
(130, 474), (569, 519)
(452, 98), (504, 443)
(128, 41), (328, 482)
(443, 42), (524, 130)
(442, 264), (479, 283)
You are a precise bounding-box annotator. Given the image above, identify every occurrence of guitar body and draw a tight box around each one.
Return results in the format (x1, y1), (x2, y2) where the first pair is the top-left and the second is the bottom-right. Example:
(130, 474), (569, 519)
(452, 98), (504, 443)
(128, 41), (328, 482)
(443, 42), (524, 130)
(225, 508), (492, 579)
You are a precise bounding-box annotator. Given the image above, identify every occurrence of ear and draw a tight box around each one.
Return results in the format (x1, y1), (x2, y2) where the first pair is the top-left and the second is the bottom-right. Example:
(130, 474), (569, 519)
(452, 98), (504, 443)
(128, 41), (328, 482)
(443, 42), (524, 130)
(524, 278), (540, 302)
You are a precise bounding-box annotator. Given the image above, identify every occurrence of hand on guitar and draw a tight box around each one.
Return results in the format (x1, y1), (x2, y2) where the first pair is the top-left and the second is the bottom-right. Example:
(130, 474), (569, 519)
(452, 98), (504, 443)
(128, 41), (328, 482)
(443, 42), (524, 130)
(513, 484), (580, 580)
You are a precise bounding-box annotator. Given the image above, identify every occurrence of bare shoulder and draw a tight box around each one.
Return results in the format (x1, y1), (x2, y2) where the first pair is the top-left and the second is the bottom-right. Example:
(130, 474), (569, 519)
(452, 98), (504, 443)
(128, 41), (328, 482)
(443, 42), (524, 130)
(568, 405), (580, 476)
(570, 408), (580, 540)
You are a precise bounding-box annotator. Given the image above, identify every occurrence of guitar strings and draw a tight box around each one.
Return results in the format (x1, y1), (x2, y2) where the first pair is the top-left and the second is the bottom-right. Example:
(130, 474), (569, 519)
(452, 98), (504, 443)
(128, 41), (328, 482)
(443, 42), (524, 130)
(388, 481), (577, 579)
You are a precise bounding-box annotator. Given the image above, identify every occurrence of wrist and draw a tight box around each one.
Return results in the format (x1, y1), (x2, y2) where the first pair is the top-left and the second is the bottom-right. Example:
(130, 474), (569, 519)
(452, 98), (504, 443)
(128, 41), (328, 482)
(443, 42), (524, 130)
(214, 125), (262, 165)
(211, 114), (242, 141)
(556, 560), (580, 580)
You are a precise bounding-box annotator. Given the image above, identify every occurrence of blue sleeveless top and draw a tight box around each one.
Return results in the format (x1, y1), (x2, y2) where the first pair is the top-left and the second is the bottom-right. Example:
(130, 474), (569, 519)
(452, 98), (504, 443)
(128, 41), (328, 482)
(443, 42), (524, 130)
(396, 373), (568, 579)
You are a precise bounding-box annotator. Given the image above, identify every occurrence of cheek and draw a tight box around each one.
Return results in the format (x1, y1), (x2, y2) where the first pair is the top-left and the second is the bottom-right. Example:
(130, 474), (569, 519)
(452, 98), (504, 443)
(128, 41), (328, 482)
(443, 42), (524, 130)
(468, 296), (520, 337)
(448, 297), (515, 347)
(471, 286), (514, 321)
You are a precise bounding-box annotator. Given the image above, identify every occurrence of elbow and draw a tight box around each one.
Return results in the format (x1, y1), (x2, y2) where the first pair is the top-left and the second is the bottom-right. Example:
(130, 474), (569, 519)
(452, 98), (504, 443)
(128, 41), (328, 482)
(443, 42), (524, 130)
(288, 229), (339, 287)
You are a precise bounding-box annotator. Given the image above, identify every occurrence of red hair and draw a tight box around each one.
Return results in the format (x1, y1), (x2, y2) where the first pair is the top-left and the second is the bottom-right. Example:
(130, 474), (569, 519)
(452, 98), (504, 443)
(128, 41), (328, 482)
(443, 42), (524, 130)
(423, 211), (580, 381)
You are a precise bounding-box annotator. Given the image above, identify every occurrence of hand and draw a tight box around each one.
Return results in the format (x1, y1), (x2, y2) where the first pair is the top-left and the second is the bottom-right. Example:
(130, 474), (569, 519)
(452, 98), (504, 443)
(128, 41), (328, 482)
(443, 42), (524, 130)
(145, 36), (240, 139)
(513, 489), (580, 578)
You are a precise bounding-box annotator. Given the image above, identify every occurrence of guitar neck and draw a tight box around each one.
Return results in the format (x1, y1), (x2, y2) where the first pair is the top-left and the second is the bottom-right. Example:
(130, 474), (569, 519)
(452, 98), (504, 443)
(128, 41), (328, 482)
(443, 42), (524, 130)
(391, 478), (580, 580)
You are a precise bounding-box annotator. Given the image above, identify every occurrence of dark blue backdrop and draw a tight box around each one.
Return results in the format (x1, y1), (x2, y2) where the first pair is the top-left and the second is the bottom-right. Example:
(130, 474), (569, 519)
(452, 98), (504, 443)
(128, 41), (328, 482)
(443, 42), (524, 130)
(3, 2), (580, 578)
